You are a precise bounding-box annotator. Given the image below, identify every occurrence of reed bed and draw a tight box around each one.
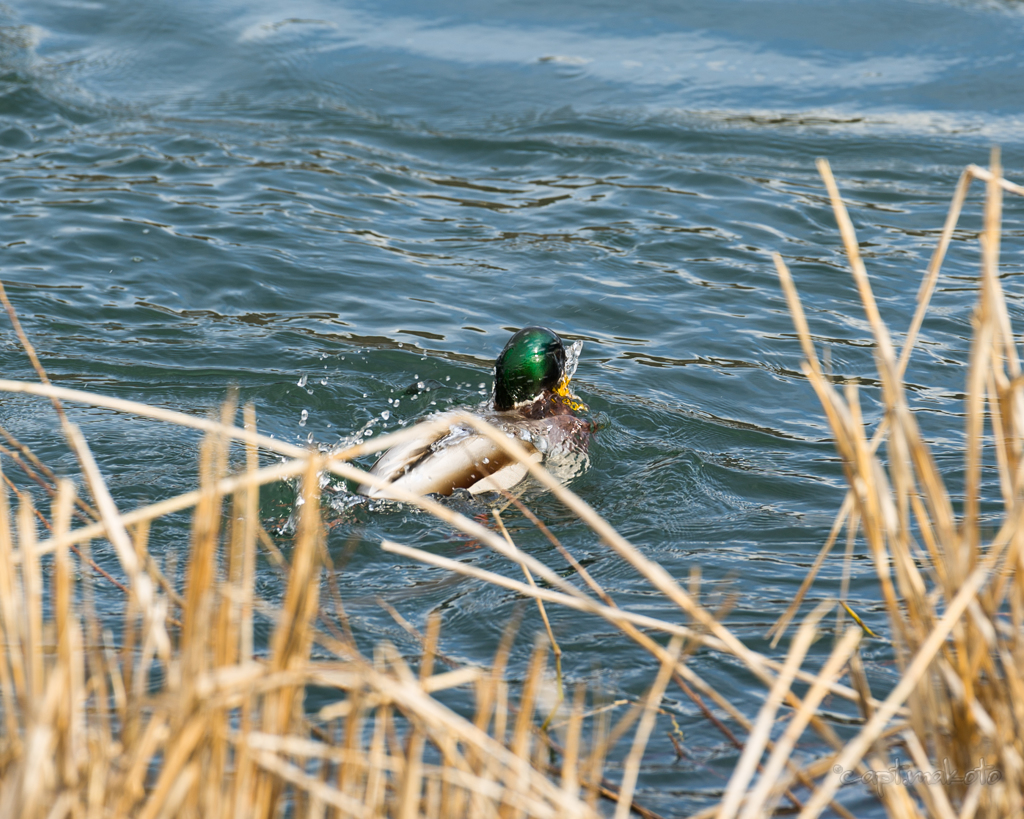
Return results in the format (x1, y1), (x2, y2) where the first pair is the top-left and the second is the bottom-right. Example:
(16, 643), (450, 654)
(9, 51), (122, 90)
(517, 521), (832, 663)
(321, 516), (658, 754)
(0, 151), (1018, 818)
(0, 409), (624, 819)
(761, 150), (1024, 819)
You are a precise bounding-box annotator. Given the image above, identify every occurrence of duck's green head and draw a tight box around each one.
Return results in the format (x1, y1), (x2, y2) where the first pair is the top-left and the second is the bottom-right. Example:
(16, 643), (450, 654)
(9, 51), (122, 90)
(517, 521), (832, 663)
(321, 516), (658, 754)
(494, 326), (568, 411)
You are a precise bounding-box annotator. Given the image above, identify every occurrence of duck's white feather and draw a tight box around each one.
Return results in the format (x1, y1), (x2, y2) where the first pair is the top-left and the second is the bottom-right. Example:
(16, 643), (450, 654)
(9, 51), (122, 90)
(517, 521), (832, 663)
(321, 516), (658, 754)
(360, 409), (588, 499)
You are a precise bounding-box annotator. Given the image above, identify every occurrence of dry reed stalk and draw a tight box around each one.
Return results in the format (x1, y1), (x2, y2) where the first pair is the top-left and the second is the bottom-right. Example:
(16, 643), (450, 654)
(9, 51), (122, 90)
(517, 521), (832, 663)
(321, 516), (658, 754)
(0, 355), (872, 819)
(764, 158), (979, 648)
(493, 508), (564, 716)
(379, 539), (874, 707)
(612, 635), (682, 819)
(761, 151), (1024, 819)
(0, 376), (895, 817)
(742, 626), (864, 819)
(0, 281), (70, 431)
(0, 392), (621, 817)
(32, 458), (308, 559)
(718, 601), (833, 819)
(0, 382), (899, 701)
(0, 377), (460, 466)
(380, 540), (861, 819)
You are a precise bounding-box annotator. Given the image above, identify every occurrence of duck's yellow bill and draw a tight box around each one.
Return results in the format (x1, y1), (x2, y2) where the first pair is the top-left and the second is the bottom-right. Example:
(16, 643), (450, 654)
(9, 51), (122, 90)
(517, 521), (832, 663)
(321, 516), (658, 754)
(555, 375), (587, 412)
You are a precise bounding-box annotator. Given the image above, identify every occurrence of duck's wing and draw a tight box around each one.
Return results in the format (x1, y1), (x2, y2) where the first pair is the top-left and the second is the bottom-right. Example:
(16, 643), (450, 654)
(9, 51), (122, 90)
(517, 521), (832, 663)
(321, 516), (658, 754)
(463, 437), (541, 495)
(360, 433), (437, 495)
(360, 415), (539, 498)
(358, 417), (447, 498)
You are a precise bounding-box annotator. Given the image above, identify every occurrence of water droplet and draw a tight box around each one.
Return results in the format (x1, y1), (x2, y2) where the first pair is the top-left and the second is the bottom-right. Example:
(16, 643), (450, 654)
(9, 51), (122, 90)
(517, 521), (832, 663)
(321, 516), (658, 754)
(482, 458), (489, 464)
(299, 409), (308, 426)
(142, 228), (150, 234)
(565, 340), (584, 381)
(297, 374), (308, 388)
(381, 410), (390, 421)
(393, 399), (400, 407)
(478, 383), (485, 389)
(320, 378), (327, 386)
(365, 429), (373, 436)
(445, 375), (450, 382)
(307, 431), (314, 444)
(132, 256), (143, 262)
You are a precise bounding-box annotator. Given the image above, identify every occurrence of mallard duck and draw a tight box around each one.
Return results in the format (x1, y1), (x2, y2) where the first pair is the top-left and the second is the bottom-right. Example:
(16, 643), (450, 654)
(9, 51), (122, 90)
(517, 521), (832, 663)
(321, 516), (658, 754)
(359, 327), (590, 499)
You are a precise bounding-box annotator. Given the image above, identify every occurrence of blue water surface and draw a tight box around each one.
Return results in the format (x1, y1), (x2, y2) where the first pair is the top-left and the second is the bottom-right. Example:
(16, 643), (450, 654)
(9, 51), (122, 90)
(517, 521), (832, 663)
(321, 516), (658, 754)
(2, 0), (1024, 814)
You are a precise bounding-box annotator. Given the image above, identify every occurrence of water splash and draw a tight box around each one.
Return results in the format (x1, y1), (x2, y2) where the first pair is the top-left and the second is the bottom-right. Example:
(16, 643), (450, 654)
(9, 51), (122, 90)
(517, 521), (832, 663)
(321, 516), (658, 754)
(564, 339), (583, 382)
(324, 414), (382, 454)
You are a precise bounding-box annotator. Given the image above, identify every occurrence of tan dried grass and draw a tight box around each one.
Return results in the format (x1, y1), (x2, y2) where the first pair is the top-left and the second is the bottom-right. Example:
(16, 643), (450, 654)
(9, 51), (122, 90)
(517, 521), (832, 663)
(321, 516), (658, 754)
(0, 399), (609, 818)
(0, 150), (1019, 818)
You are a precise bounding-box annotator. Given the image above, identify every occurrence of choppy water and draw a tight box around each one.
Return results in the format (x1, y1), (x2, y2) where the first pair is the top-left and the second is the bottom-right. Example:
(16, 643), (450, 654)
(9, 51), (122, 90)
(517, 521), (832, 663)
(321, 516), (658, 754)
(3, 0), (1024, 814)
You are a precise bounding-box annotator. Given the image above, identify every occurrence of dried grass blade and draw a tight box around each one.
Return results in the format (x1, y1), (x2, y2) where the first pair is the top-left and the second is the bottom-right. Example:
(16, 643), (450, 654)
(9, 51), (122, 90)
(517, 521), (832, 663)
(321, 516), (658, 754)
(898, 167), (973, 378)
(612, 635), (682, 819)
(742, 626), (862, 819)
(0, 281), (69, 428)
(815, 159), (899, 375)
(796, 565), (988, 819)
(767, 495), (851, 645)
(719, 601), (831, 819)
(452, 414), (781, 689)
(64, 424), (171, 668)
(381, 539), (872, 705)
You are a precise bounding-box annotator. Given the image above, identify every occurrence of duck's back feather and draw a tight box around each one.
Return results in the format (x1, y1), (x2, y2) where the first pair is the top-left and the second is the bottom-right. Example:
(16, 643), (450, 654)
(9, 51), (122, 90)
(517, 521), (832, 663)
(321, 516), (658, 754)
(359, 409), (588, 499)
